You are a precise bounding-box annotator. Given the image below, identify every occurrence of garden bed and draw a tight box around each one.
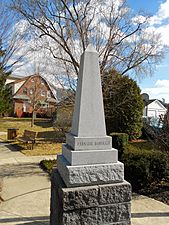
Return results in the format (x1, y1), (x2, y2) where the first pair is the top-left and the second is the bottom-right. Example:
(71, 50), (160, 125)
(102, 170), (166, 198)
(138, 177), (169, 205)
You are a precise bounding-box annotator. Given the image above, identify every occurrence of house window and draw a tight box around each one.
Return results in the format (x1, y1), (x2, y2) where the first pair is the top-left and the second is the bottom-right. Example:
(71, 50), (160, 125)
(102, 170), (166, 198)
(23, 87), (27, 94)
(47, 91), (51, 98)
(41, 80), (45, 85)
(41, 103), (49, 108)
(41, 90), (46, 96)
(30, 88), (34, 95)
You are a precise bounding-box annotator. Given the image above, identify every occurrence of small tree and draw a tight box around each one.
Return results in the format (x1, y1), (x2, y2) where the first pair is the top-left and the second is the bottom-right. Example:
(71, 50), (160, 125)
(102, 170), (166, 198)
(27, 75), (47, 127)
(103, 70), (144, 139)
(0, 43), (12, 117)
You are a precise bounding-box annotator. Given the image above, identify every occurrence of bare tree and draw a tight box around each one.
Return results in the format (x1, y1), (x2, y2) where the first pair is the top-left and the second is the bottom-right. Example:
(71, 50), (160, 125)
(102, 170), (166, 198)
(0, 1), (27, 73)
(143, 106), (169, 152)
(11, 0), (165, 89)
(27, 74), (48, 127)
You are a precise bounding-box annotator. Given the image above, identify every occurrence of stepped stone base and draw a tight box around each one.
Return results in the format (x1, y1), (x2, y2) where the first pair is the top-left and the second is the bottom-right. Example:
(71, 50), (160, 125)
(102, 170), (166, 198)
(50, 169), (131, 225)
(57, 155), (124, 187)
(62, 144), (118, 166)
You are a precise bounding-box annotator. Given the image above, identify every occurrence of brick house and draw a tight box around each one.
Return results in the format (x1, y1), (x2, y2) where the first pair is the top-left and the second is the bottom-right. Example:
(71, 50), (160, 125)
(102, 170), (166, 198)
(7, 74), (58, 117)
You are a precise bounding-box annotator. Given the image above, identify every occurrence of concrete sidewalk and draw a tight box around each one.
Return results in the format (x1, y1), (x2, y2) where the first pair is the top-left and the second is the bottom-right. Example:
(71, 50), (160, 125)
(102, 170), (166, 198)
(131, 195), (169, 225)
(0, 141), (55, 224)
(0, 163), (50, 225)
(0, 141), (169, 225)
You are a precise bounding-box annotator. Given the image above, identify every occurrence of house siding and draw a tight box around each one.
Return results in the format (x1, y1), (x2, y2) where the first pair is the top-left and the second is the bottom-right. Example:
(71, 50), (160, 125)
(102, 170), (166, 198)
(144, 100), (167, 118)
(12, 75), (57, 117)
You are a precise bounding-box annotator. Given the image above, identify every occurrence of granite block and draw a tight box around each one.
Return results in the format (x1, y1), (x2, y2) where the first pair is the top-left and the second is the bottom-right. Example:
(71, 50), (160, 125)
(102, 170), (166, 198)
(57, 155), (124, 187)
(62, 185), (99, 211)
(99, 181), (132, 205)
(50, 170), (131, 225)
(63, 211), (81, 225)
(62, 143), (118, 165)
(116, 203), (131, 222)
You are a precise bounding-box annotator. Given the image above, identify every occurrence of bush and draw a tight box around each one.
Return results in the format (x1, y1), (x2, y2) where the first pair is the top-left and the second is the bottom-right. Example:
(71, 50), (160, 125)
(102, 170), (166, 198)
(110, 132), (128, 159)
(40, 159), (57, 174)
(121, 144), (168, 190)
(103, 71), (144, 139)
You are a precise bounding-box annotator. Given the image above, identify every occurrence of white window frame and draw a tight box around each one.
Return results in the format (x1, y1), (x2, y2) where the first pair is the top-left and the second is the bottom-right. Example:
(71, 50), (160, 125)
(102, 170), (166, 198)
(41, 90), (46, 96)
(30, 88), (34, 94)
(47, 91), (51, 98)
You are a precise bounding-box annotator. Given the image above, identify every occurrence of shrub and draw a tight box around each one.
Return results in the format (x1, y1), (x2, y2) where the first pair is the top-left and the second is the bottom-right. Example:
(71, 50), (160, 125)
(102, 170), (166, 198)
(110, 132), (128, 159)
(103, 70), (144, 139)
(121, 144), (168, 190)
(40, 159), (57, 174)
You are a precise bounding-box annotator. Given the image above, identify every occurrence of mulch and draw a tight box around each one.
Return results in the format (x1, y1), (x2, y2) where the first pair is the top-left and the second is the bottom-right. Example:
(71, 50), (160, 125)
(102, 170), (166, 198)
(138, 177), (169, 205)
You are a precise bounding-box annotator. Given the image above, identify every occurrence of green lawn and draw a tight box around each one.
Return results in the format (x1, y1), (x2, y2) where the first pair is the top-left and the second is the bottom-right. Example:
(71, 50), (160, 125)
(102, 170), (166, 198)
(0, 117), (63, 156)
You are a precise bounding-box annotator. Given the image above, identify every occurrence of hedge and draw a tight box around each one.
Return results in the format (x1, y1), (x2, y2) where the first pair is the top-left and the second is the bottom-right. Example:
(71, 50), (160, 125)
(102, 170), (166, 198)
(110, 132), (128, 159)
(121, 144), (168, 190)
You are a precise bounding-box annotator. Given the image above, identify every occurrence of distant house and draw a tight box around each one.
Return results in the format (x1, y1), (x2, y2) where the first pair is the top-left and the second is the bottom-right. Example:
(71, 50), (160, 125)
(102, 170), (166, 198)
(6, 74), (59, 118)
(142, 93), (167, 118)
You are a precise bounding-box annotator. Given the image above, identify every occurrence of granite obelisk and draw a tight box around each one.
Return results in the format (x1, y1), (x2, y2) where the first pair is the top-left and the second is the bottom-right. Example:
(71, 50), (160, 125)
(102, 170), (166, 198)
(50, 45), (131, 225)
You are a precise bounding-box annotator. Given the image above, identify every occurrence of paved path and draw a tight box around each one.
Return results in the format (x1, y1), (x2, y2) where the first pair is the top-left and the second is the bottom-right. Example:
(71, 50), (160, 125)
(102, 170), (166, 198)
(131, 195), (169, 225)
(0, 142), (169, 225)
(0, 141), (54, 225)
(0, 164), (50, 225)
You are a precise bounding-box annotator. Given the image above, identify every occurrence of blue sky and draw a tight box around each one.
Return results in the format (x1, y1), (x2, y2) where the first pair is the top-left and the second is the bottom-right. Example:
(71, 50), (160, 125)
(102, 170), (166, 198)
(7, 0), (169, 101)
(128, 0), (169, 102)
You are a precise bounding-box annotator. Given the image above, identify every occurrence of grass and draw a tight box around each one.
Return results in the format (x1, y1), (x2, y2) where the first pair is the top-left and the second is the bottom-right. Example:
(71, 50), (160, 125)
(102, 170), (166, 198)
(0, 117), (64, 156)
(0, 117), (54, 134)
(20, 142), (62, 156)
(40, 159), (57, 174)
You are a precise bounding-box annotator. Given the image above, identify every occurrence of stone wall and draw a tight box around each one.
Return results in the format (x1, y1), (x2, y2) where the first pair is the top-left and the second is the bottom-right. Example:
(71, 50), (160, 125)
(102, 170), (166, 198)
(50, 169), (131, 225)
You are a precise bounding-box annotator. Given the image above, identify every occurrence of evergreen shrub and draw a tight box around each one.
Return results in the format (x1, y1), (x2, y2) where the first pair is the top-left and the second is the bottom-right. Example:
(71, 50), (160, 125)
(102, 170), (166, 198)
(121, 144), (168, 190)
(110, 132), (128, 159)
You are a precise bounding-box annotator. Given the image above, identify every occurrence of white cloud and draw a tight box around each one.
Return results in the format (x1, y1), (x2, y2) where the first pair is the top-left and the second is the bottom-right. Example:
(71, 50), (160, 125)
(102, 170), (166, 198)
(155, 24), (169, 45)
(147, 0), (169, 46)
(149, 0), (169, 25)
(142, 79), (169, 102)
(155, 79), (169, 88)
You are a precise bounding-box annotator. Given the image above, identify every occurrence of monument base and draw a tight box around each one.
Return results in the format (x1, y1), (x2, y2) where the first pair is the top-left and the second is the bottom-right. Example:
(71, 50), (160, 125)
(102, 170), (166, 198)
(57, 155), (124, 187)
(50, 169), (131, 225)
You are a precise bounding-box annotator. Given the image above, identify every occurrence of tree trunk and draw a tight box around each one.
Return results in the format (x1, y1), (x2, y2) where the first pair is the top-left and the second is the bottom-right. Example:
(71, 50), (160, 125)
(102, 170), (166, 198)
(31, 111), (36, 127)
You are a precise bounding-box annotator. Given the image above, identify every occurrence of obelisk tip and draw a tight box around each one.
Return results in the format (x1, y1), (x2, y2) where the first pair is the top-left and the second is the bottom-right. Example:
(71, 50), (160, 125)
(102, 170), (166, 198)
(85, 44), (97, 53)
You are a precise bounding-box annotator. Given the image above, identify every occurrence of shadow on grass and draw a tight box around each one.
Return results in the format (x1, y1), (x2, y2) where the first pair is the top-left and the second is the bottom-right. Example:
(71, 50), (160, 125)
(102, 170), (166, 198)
(0, 216), (49, 224)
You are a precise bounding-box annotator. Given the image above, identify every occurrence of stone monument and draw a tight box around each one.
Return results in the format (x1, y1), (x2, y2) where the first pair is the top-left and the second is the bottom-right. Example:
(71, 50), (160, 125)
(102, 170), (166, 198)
(50, 45), (131, 225)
